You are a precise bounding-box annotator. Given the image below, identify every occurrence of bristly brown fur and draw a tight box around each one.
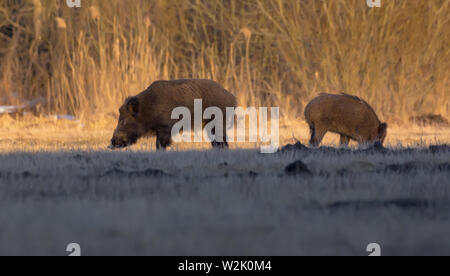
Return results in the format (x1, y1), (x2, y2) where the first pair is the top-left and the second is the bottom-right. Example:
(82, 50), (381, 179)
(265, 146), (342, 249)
(111, 79), (237, 149)
(305, 93), (387, 147)
(340, 93), (378, 117)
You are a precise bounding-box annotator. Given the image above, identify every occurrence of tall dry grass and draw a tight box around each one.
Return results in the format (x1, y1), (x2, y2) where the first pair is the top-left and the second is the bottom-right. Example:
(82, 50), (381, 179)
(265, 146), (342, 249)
(0, 0), (449, 121)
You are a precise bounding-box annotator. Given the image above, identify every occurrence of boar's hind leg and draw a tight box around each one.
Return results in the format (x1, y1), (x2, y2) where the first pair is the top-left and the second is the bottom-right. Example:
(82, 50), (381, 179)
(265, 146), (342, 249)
(339, 135), (351, 146)
(309, 125), (327, 147)
(210, 125), (229, 149)
(156, 128), (172, 150)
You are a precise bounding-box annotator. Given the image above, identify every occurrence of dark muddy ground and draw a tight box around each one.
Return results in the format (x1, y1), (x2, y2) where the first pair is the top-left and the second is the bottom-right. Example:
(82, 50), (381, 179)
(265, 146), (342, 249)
(0, 144), (449, 255)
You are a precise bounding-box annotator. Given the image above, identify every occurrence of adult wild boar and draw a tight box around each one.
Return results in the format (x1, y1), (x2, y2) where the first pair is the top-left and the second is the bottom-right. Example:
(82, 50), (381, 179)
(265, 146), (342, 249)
(304, 93), (387, 147)
(110, 79), (237, 150)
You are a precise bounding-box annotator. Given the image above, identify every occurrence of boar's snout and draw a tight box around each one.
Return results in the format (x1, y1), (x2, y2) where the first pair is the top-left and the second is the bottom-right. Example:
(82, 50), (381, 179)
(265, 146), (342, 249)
(109, 96), (143, 149)
(110, 137), (125, 149)
(109, 134), (139, 149)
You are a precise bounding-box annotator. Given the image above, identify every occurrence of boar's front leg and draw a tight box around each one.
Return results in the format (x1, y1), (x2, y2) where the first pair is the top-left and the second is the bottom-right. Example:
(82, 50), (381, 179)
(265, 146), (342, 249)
(309, 125), (327, 147)
(156, 127), (172, 150)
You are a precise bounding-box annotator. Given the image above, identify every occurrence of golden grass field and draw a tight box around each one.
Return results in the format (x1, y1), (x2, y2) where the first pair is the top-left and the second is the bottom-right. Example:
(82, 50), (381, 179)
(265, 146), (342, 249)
(0, 114), (448, 152)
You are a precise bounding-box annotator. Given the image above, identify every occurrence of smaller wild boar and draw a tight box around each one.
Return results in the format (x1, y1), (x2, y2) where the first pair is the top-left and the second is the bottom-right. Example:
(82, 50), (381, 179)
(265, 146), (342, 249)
(304, 93), (387, 147)
(110, 79), (237, 150)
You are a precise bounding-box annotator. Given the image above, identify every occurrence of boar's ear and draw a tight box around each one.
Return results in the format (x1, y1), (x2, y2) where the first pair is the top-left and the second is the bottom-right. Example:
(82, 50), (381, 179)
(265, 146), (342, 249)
(126, 97), (139, 117)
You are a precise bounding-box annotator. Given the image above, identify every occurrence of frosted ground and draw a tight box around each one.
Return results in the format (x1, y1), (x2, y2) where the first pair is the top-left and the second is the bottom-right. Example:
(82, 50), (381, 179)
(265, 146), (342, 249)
(0, 144), (449, 256)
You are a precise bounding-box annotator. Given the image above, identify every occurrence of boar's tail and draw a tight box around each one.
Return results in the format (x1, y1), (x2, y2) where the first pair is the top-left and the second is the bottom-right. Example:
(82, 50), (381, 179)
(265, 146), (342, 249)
(309, 123), (315, 137)
(378, 122), (388, 135)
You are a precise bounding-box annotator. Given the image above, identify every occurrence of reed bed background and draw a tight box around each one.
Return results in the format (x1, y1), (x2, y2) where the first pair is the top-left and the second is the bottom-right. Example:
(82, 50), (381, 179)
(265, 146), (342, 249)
(0, 0), (449, 122)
